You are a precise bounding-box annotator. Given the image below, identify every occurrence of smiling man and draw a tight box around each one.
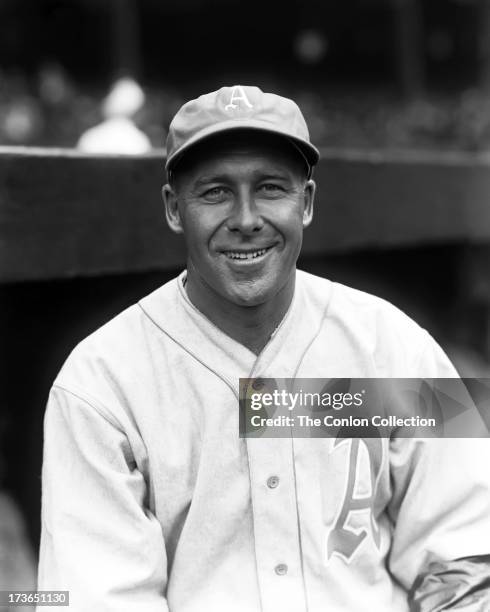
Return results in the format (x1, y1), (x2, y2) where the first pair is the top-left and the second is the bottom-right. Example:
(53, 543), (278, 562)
(162, 128), (315, 353)
(38, 86), (490, 612)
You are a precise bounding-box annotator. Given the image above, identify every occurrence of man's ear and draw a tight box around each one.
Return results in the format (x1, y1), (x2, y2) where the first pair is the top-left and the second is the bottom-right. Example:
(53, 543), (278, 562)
(162, 184), (184, 234)
(302, 179), (315, 228)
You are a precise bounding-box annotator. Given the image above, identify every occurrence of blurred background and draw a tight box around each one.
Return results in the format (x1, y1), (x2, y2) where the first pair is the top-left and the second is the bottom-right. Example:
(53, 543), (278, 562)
(2, 0), (490, 604)
(3, 0), (490, 150)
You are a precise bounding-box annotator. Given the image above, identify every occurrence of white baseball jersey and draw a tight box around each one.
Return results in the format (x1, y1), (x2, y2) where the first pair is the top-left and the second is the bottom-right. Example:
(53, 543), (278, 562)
(38, 269), (490, 611)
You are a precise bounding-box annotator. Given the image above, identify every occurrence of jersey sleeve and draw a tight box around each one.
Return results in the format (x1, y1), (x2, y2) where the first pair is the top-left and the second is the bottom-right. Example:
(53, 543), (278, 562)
(409, 555), (490, 611)
(37, 385), (169, 612)
(387, 333), (490, 609)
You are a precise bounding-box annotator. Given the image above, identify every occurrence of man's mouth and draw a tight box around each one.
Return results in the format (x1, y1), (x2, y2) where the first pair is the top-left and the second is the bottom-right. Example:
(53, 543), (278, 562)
(221, 246), (274, 261)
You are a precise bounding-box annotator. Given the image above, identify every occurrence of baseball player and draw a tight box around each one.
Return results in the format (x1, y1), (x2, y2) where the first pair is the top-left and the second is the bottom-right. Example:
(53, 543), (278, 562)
(38, 85), (490, 611)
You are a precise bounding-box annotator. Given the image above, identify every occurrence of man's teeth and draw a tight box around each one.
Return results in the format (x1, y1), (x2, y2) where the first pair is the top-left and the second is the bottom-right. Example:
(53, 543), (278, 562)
(225, 248), (269, 260)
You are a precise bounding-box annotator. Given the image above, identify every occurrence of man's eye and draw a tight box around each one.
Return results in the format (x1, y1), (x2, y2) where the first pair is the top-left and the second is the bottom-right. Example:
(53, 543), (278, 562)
(259, 184), (284, 195)
(202, 187), (229, 201)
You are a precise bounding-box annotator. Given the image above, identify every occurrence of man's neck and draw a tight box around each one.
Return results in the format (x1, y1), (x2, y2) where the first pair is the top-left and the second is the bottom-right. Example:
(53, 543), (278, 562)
(185, 272), (296, 356)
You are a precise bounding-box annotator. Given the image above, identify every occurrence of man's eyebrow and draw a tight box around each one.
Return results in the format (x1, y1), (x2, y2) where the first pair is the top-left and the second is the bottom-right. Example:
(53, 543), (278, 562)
(193, 174), (230, 188)
(193, 170), (293, 187)
(258, 172), (293, 182)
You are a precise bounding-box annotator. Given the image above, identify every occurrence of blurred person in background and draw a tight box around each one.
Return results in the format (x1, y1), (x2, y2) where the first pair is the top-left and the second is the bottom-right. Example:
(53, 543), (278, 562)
(77, 76), (151, 154)
(0, 71), (43, 146)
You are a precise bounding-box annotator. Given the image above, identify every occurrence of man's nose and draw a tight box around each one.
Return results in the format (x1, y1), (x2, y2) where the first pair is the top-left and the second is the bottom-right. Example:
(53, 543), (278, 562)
(226, 189), (264, 234)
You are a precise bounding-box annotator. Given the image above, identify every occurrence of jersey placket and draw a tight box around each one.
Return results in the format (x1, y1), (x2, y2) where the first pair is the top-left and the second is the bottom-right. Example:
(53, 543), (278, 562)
(245, 432), (307, 612)
(242, 282), (316, 612)
(164, 271), (322, 610)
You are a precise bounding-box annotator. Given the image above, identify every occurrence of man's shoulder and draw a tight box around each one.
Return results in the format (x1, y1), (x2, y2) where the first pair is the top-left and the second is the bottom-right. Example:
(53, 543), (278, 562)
(296, 269), (441, 373)
(55, 274), (182, 387)
(298, 268), (420, 331)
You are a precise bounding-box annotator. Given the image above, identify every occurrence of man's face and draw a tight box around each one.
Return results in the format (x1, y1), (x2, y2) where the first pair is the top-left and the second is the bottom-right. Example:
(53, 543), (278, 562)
(163, 132), (315, 308)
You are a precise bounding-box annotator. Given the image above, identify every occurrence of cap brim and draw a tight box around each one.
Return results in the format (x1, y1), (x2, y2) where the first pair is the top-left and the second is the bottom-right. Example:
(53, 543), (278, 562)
(165, 119), (320, 172)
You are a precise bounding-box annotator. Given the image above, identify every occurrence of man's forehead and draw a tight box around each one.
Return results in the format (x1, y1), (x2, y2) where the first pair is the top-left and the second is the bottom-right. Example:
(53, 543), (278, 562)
(193, 145), (296, 170)
(182, 152), (302, 188)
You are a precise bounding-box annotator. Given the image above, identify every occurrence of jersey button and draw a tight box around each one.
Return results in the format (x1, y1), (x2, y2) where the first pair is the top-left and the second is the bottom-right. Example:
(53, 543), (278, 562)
(252, 378), (265, 390)
(275, 564), (288, 576)
(267, 476), (280, 489)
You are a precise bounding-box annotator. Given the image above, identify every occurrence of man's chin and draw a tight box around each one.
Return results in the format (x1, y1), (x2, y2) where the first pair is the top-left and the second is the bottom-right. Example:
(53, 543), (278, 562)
(219, 270), (295, 309)
(223, 283), (274, 308)
(225, 291), (269, 308)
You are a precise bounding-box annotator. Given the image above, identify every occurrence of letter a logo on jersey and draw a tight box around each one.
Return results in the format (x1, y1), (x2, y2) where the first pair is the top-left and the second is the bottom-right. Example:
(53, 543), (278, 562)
(225, 85), (253, 111)
(326, 438), (383, 563)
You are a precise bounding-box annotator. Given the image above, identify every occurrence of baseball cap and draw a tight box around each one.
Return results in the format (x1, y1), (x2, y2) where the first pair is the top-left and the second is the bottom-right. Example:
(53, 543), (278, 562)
(165, 85), (320, 175)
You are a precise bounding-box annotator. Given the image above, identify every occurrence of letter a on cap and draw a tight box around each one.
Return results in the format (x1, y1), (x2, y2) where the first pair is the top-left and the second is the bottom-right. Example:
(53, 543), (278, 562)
(225, 85), (253, 111)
